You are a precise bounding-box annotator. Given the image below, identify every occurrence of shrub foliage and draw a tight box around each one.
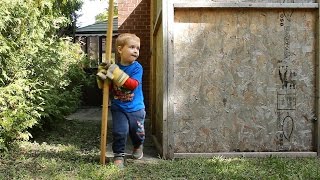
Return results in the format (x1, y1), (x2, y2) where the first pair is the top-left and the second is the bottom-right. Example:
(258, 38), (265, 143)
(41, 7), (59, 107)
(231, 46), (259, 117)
(0, 0), (86, 151)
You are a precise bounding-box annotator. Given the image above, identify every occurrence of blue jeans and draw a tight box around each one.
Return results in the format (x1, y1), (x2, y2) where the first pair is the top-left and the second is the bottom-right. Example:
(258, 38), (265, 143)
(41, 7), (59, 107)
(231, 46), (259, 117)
(111, 106), (146, 157)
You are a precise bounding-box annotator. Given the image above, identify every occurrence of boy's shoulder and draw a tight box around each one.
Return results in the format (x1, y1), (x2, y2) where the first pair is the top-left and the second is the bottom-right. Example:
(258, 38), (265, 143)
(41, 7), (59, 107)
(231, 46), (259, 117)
(130, 61), (143, 70)
(133, 60), (142, 67)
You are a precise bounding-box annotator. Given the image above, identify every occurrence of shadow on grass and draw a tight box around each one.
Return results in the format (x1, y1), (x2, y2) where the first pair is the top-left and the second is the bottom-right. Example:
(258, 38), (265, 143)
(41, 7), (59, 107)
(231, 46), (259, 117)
(2, 120), (320, 179)
(0, 144), (120, 179)
(123, 156), (320, 179)
(31, 120), (106, 151)
(0, 120), (121, 179)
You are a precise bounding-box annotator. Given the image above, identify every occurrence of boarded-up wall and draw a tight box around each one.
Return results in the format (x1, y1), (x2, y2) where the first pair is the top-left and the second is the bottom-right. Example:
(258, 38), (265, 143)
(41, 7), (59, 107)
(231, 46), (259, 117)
(173, 8), (316, 153)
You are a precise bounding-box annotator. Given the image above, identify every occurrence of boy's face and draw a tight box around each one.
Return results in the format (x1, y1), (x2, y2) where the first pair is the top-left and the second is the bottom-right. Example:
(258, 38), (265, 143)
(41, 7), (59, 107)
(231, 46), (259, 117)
(118, 39), (140, 65)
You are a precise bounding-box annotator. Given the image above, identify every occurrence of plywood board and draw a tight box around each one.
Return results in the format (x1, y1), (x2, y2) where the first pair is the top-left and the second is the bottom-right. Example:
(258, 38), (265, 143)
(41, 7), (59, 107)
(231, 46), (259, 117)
(173, 8), (316, 153)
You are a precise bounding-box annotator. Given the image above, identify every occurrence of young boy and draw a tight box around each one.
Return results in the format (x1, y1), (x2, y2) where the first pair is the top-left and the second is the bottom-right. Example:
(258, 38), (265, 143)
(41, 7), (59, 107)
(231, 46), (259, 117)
(97, 33), (145, 168)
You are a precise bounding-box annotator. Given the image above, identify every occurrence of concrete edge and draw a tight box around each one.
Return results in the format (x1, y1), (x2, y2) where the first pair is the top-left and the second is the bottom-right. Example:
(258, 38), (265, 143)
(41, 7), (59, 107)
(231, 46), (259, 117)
(174, 152), (317, 158)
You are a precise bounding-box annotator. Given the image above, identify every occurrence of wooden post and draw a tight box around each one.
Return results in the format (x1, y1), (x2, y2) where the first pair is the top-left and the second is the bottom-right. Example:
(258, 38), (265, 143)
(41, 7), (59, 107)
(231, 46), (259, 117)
(316, 0), (320, 156)
(161, 0), (175, 159)
(100, 0), (114, 165)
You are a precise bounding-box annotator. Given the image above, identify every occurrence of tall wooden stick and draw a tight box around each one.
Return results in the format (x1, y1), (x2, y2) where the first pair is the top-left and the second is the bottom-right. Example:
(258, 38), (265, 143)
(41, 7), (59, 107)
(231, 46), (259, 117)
(100, 0), (114, 165)
(316, 0), (320, 156)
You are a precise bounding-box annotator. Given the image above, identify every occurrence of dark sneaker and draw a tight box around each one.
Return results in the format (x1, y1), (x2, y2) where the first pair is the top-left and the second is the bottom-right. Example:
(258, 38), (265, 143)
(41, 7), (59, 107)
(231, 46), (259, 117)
(132, 145), (143, 159)
(113, 156), (125, 169)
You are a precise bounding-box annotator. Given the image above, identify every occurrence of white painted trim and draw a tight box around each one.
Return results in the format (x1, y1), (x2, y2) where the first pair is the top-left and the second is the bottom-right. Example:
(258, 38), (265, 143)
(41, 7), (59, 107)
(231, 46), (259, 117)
(174, 3), (318, 9)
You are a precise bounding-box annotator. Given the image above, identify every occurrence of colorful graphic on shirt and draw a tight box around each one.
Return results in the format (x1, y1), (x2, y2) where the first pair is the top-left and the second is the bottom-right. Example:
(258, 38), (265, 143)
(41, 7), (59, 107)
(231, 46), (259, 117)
(113, 85), (134, 101)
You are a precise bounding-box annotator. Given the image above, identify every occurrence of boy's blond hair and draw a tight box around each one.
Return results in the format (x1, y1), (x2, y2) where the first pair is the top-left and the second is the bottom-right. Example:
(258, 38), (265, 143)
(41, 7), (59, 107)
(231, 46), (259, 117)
(116, 33), (140, 48)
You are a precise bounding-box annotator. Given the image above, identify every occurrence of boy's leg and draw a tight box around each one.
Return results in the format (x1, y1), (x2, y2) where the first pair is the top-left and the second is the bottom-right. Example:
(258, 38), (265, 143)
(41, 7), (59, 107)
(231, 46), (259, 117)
(111, 109), (129, 158)
(127, 109), (145, 159)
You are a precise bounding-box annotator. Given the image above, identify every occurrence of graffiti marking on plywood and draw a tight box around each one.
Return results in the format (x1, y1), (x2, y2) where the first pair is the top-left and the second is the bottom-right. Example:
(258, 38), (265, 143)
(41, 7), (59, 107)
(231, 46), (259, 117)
(279, 66), (297, 90)
(276, 10), (297, 151)
(282, 114), (294, 140)
(282, 0), (294, 23)
(277, 93), (296, 110)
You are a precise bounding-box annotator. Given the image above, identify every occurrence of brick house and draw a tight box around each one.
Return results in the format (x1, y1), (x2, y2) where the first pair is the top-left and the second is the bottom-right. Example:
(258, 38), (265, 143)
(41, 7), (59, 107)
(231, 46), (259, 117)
(75, 18), (118, 68)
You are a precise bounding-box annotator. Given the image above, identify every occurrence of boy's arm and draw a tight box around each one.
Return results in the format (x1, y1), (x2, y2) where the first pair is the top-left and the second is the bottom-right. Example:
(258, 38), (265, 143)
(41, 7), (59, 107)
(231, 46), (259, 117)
(97, 62), (141, 90)
(123, 78), (139, 90)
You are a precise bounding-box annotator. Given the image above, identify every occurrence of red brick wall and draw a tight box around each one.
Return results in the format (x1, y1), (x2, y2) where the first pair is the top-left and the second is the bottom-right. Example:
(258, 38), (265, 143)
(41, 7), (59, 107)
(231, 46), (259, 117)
(118, 0), (151, 116)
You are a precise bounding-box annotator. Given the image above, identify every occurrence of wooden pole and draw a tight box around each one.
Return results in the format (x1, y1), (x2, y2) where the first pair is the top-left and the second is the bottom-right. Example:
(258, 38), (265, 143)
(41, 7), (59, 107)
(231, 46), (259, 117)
(100, 0), (114, 165)
(315, 0), (320, 156)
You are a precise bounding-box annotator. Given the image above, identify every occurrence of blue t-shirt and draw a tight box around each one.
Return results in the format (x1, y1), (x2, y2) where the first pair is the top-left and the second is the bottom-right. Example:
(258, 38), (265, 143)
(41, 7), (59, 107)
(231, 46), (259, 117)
(110, 61), (145, 112)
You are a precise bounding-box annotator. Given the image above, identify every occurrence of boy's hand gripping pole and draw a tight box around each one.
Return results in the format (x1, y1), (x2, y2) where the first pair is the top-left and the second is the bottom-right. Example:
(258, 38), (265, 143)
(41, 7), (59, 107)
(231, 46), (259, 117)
(100, 0), (114, 165)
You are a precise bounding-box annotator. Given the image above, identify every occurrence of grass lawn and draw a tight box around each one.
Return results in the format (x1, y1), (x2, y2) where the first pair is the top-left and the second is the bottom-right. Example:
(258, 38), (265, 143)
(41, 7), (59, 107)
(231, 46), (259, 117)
(1, 120), (320, 179)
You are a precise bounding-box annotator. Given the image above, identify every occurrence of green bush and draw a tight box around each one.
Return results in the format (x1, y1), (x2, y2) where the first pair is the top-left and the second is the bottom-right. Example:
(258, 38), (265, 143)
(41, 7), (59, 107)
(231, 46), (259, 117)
(0, 80), (43, 151)
(0, 0), (87, 151)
